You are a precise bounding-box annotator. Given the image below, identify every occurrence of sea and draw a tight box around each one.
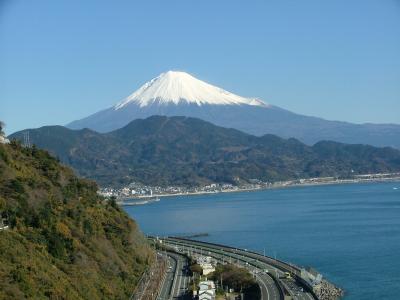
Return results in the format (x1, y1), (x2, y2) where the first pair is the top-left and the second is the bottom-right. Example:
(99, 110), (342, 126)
(124, 181), (400, 300)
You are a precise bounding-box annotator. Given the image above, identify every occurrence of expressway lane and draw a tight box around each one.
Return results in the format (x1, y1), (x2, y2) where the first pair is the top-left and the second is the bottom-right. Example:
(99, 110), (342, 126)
(256, 272), (281, 300)
(164, 241), (280, 300)
(210, 253), (280, 300)
(159, 237), (317, 300)
(157, 251), (190, 300)
(169, 252), (190, 299)
(158, 254), (177, 300)
(256, 273), (272, 300)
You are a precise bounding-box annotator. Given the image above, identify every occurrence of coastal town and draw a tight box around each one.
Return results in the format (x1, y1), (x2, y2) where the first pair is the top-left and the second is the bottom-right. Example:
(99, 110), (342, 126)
(99, 172), (400, 200)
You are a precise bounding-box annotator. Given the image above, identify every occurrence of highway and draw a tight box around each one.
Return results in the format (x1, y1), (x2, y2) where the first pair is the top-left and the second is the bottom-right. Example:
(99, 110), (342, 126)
(171, 243), (280, 300)
(156, 237), (316, 300)
(192, 248), (281, 300)
(157, 251), (190, 300)
(256, 272), (281, 300)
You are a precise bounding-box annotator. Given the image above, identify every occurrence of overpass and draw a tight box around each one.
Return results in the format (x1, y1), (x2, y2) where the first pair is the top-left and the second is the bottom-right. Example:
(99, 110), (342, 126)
(151, 236), (318, 300)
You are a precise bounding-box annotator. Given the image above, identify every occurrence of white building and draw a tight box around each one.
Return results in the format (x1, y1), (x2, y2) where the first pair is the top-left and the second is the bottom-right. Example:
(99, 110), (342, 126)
(199, 281), (215, 300)
(196, 256), (213, 265)
(196, 256), (215, 275)
(0, 135), (9, 144)
(199, 290), (215, 300)
(201, 263), (215, 276)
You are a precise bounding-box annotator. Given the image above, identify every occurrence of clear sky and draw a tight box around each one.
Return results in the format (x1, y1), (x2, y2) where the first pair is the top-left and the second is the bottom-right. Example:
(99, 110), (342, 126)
(1, 0), (399, 134)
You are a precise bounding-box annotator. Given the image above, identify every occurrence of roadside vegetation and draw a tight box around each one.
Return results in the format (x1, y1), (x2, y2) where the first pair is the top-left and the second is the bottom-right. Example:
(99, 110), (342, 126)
(0, 141), (153, 299)
(187, 258), (260, 299)
(210, 264), (260, 299)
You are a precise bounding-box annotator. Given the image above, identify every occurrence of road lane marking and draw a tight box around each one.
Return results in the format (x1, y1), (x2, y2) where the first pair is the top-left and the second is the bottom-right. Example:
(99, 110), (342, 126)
(256, 274), (270, 300)
(176, 257), (183, 298)
(164, 240), (310, 300)
(169, 256), (179, 300)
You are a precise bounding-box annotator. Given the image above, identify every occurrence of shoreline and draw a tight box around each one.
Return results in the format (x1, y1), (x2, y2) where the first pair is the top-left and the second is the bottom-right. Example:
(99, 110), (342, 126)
(119, 175), (400, 201)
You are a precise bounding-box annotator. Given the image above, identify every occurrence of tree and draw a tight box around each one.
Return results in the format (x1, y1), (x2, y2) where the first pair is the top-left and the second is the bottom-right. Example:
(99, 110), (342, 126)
(190, 263), (203, 274)
(109, 196), (119, 210)
(0, 121), (4, 136)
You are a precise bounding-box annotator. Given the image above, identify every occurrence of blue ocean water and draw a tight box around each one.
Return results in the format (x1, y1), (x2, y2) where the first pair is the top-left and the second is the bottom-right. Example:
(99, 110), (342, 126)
(124, 182), (400, 299)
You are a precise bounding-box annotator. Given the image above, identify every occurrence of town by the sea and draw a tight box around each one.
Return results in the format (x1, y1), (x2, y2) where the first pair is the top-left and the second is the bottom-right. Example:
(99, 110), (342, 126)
(124, 181), (400, 300)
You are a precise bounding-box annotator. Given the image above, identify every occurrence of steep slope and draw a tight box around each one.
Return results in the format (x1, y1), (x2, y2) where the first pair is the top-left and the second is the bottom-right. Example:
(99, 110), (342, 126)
(0, 141), (153, 299)
(11, 116), (400, 187)
(67, 71), (400, 149)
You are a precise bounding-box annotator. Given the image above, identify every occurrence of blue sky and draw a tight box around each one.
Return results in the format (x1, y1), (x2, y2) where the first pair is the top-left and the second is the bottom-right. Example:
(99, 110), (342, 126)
(1, 0), (399, 134)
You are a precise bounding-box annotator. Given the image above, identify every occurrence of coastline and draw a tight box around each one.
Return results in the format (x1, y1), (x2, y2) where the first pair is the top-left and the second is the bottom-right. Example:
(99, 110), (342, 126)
(126, 174), (399, 299)
(119, 175), (400, 201)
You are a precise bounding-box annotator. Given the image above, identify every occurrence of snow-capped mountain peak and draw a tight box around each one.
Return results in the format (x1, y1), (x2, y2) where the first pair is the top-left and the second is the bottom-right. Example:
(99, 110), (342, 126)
(114, 71), (268, 109)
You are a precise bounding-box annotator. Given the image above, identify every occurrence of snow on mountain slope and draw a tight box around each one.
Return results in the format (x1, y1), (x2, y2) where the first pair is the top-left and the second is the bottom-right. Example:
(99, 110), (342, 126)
(66, 70), (400, 149)
(114, 71), (268, 109)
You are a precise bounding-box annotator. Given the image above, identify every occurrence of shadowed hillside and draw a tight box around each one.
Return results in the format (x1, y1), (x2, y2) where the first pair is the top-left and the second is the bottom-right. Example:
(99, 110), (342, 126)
(0, 141), (153, 299)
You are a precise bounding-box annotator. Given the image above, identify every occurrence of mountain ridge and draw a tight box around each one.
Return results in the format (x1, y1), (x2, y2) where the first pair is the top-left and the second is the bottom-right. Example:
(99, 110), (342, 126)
(67, 71), (400, 149)
(11, 116), (400, 187)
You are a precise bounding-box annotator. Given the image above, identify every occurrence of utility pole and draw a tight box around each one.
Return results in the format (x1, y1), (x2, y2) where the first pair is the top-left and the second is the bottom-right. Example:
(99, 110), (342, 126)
(23, 131), (31, 148)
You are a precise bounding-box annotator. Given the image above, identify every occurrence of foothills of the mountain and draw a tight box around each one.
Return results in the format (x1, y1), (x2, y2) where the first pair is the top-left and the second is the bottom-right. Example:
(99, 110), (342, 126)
(68, 71), (400, 149)
(10, 116), (400, 188)
(0, 140), (153, 299)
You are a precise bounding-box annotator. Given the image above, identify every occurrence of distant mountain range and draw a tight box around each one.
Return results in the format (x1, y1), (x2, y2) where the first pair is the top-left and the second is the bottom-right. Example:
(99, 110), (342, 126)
(67, 71), (400, 149)
(11, 116), (400, 187)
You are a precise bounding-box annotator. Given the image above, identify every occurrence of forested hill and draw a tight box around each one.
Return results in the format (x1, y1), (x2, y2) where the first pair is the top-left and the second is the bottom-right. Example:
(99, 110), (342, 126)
(0, 141), (153, 299)
(10, 116), (400, 187)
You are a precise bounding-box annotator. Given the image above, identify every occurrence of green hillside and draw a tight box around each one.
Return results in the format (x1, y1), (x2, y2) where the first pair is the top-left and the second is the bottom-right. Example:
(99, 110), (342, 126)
(10, 116), (400, 187)
(0, 141), (153, 299)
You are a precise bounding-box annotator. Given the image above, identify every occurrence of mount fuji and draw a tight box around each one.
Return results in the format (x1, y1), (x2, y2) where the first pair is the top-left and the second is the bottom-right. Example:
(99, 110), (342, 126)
(68, 71), (400, 148)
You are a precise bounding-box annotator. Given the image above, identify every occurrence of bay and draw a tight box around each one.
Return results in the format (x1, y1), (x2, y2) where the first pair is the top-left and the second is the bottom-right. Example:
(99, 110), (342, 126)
(124, 182), (400, 299)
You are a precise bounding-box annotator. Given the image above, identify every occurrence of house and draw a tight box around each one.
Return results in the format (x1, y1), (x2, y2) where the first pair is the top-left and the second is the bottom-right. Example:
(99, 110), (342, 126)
(199, 290), (215, 300)
(201, 263), (215, 276)
(196, 256), (216, 276)
(0, 135), (9, 144)
(198, 281), (216, 300)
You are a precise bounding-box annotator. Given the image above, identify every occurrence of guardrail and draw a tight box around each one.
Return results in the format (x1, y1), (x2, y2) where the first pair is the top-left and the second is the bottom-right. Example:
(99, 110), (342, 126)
(155, 237), (289, 299)
(154, 236), (319, 300)
(170, 236), (301, 272)
(168, 237), (319, 297)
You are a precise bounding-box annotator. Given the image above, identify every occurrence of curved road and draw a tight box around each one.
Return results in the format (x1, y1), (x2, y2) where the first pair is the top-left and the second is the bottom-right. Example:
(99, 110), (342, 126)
(158, 252), (190, 300)
(158, 237), (316, 300)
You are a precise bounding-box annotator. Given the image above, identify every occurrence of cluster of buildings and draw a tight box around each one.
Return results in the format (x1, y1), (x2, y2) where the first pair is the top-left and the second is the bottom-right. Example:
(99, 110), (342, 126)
(193, 281), (216, 300)
(98, 181), (268, 199)
(98, 172), (400, 200)
(196, 255), (216, 276)
(191, 255), (217, 300)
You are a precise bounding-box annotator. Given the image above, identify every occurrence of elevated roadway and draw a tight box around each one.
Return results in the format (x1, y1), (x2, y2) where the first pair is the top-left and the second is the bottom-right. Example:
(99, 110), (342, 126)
(154, 237), (317, 300)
